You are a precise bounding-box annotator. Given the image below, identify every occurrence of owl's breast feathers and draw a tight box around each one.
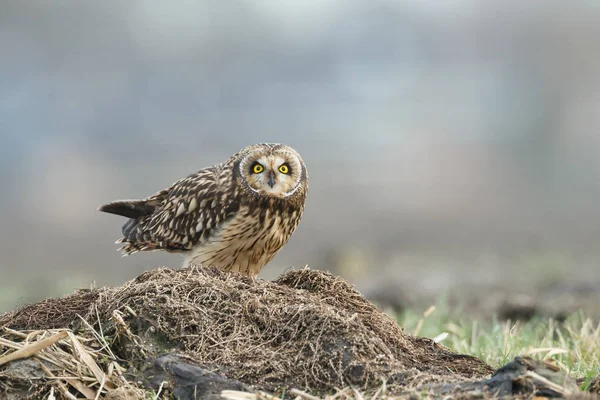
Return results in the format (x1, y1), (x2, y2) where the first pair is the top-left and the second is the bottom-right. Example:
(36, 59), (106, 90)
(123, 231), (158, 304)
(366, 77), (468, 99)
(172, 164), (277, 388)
(186, 197), (305, 276)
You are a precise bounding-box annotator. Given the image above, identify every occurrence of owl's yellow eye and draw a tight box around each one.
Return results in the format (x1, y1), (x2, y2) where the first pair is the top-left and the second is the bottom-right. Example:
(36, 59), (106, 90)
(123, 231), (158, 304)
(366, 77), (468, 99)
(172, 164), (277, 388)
(252, 163), (264, 174)
(278, 164), (289, 174)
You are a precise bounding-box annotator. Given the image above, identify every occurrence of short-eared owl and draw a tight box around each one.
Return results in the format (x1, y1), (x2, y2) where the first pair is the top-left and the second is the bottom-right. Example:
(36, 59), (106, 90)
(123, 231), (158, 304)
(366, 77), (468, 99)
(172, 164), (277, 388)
(98, 143), (308, 277)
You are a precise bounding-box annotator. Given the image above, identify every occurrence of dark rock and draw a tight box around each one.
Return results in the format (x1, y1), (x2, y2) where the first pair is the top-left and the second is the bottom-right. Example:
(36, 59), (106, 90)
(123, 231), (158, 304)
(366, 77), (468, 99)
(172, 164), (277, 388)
(0, 359), (49, 400)
(483, 356), (580, 397)
(139, 354), (252, 400)
(427, 356), (583, 398)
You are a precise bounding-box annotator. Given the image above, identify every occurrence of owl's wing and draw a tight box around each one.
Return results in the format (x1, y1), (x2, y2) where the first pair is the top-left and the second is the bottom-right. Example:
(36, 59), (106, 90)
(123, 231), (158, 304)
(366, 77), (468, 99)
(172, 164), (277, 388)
(117, 167), (240, 254)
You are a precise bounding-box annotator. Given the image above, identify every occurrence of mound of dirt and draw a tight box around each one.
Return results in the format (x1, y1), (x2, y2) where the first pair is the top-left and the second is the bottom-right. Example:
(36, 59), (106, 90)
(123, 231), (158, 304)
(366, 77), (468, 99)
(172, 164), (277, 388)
(0, 266), (593, 399)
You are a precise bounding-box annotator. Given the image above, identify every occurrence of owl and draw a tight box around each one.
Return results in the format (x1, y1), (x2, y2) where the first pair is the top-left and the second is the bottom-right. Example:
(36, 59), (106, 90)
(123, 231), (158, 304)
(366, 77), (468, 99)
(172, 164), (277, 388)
(98, 143), (308, 277)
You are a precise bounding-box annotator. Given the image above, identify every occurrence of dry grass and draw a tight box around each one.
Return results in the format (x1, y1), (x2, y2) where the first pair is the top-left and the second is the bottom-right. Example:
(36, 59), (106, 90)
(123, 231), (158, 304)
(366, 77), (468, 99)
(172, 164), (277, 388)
(0, 323), (146, 399)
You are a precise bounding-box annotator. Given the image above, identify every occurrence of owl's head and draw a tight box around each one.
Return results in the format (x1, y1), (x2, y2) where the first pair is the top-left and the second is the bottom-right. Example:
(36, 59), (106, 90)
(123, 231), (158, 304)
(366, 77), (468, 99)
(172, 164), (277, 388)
(235, 143), (308, 199)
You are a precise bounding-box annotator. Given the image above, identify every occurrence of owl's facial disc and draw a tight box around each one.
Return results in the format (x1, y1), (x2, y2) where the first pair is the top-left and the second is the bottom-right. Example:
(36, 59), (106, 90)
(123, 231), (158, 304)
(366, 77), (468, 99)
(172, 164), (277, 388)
(242, 153), (302, 198)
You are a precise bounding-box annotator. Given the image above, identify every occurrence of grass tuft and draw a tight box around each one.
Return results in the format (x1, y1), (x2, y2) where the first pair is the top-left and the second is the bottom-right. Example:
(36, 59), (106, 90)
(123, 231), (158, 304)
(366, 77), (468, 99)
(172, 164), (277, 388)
(395, 301), (600, 384)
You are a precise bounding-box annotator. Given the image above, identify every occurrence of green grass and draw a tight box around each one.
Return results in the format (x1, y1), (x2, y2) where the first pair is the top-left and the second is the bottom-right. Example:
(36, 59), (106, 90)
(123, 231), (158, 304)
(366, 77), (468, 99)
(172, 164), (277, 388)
(395, 301), (600, 386)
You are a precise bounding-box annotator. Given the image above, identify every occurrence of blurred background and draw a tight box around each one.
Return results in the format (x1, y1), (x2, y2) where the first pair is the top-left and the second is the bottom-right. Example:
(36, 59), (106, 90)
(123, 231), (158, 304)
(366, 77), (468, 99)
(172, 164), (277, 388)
(1, 0), (599, 317)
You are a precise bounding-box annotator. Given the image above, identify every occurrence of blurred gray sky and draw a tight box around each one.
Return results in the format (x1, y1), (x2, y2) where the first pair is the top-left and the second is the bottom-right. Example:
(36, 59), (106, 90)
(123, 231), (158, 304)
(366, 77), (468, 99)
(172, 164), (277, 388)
(1, 1), (599, 310)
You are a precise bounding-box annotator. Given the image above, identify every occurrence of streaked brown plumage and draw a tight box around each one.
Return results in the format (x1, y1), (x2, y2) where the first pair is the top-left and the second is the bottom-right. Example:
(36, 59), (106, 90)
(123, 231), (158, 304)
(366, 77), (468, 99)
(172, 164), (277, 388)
(98, 143), (308, 277)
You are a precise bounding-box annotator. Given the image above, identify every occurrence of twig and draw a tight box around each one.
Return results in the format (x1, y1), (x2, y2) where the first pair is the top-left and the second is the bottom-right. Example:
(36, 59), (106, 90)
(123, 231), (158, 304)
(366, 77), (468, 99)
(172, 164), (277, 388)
(154, 381), (168, 400)
(370, 379), (387, 400)
(2, 327), (29, 338)
(0, 335), (65, 369)
(124, 305), (138, 317)
(94, 375), (106, 400)
(0, 336), (23, 351)
(77, 313), (116, 360)
(220, 390), (284, 400)
(35, 357), (78, 400)
(289, 388), (321, 400)
(0, 331), (68, 366)
(352, 388), (365, 400)
(328, 387), (351, 399)
(66, 331), (115, 390)
(413, 306), (435, 337)
(525, 370), (571, 396)
(63, 377), (96, 399)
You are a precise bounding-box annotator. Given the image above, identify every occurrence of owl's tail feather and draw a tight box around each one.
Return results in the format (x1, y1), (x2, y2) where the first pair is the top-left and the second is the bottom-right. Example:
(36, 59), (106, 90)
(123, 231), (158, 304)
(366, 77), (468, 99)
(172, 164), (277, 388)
(99, 197), (165, 255)
(99, 199), (158, 254)
(117, 241), (159, 256)
(98, 199), (157, 219)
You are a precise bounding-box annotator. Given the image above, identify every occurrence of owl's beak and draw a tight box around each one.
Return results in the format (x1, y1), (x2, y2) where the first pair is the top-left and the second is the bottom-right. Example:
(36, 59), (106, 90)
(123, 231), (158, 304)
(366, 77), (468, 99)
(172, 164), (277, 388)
(268, 171), (276, 188)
